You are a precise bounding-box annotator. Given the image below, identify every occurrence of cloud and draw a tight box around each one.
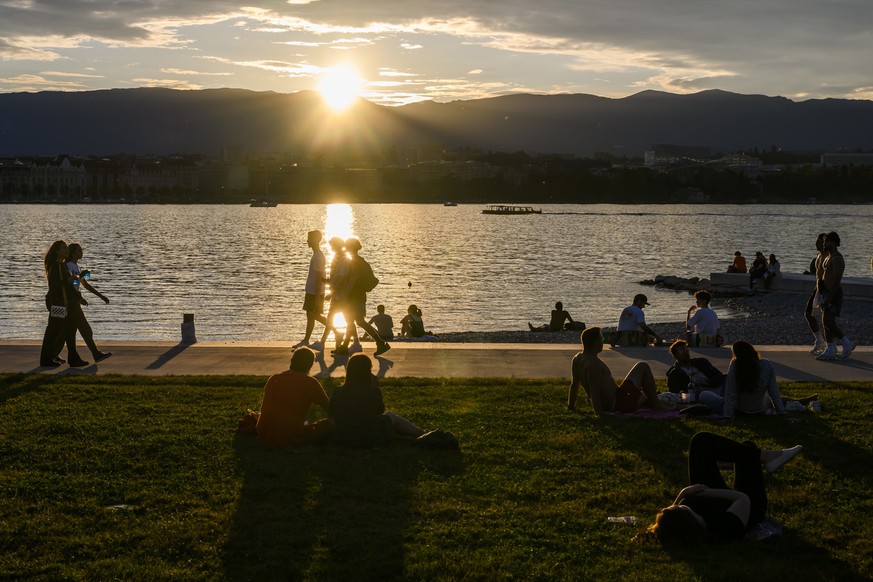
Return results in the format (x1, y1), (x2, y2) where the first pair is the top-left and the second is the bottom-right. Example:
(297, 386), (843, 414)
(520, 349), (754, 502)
(160, 67), (232, 76)
(0, 73), (89, 90)
(129, 77), (205, 90)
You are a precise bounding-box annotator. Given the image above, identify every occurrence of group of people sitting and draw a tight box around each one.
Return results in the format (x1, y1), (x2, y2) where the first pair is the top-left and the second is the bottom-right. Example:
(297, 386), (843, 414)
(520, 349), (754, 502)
(727, 250), (781, 289)
(254, 347), (451, 448)
(570, 327), (817, 418)
(365, 304), (435, 341)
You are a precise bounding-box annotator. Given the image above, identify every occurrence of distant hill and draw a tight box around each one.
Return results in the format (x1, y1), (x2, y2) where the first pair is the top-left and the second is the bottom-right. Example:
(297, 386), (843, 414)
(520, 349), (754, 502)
(1, 87), (872, 157)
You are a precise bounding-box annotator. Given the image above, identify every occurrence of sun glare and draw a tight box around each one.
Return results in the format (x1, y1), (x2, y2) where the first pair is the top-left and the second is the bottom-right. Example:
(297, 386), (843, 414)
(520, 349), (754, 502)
(318, 65), (362, 111)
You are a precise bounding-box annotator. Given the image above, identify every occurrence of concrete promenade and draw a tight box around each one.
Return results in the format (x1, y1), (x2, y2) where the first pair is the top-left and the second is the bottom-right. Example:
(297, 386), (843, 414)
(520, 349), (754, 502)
(2, 340), (872, 382)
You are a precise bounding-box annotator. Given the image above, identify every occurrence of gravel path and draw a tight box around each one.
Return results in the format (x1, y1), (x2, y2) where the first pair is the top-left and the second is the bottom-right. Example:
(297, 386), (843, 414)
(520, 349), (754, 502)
(426, 292), (872, 346)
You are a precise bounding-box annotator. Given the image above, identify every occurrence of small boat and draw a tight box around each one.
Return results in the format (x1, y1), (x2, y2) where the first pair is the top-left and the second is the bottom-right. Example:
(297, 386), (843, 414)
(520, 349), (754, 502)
(481, 205), (542, 215)
(443, 201), (458, 207)
(250, 199), (278, 207)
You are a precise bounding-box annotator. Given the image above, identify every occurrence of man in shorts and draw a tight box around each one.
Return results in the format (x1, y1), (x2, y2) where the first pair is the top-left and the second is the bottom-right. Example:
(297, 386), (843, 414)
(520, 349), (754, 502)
(804, 233), (828, 354)
(568, 326), (671, 416)
(816, 231), (855, 360)
(298, 230), (337, 350)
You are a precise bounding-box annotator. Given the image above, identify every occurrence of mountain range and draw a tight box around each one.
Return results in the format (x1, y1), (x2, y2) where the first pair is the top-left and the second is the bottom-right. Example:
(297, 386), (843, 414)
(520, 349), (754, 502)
(1, 88), (872, 158)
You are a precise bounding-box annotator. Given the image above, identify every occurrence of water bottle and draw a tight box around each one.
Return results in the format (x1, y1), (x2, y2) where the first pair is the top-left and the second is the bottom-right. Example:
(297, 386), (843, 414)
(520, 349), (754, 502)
(82, 269), (92, 280)
(607, 516), (637, 525)
(72, 277), (80, 292)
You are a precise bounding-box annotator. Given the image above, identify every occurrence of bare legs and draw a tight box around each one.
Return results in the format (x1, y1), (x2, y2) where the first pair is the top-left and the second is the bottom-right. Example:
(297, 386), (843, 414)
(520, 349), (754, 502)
(385, 411), (425, 438)
(624, 362), (671, 411)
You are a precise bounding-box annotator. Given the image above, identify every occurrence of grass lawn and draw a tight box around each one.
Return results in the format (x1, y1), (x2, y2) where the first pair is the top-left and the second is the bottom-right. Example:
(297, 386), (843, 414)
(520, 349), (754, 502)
(1, 373), (871, 581)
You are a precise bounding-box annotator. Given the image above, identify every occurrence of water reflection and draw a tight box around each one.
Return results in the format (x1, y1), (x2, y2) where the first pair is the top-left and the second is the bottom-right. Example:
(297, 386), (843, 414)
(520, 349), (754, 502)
(324, 203), (355, 332)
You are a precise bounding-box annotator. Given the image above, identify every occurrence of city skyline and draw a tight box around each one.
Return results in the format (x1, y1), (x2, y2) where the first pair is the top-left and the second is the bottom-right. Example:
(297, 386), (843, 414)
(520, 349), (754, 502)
(1, 0), (872, 106)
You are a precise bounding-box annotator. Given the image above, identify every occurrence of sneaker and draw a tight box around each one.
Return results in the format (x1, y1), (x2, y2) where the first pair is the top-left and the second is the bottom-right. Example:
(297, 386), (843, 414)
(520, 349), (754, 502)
(348, 342), (363, 354)
(331, 346), (349, 356)
(815, 345), (838, 360)
(308, 341), (325, 352)
(765, 445), (803, 473)
(374, 342), (391, 356)
(841, 339), (856, 360)
(809, 341), (827, 355)
(40, 360), (61, 368)
(93, 351), (112, 363)
(68, 359), (90, 367)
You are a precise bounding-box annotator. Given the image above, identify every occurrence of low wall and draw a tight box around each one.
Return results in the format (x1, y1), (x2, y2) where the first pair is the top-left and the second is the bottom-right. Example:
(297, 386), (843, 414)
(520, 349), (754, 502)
(709, 272), (873, 300)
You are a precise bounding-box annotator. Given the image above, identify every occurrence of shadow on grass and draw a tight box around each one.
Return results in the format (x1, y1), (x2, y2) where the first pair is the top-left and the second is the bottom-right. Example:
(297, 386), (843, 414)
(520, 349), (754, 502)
(0, 373), (54, 404)
(223, 436), (465, 579)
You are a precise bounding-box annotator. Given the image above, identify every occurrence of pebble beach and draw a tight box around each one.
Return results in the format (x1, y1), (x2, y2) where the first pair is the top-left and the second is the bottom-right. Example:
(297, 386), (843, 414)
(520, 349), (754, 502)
(430, 292), (872, 347)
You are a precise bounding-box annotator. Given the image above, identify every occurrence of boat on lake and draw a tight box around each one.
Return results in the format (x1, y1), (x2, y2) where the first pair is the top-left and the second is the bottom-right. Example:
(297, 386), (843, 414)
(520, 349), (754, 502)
(443, 201), (458, 207)
(481, 205), (542, 215)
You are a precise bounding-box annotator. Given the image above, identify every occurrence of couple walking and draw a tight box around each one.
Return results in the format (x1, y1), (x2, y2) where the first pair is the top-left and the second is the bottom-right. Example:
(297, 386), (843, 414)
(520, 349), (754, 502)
(39, 240), (111, 367)
(298, 230), (390, 357)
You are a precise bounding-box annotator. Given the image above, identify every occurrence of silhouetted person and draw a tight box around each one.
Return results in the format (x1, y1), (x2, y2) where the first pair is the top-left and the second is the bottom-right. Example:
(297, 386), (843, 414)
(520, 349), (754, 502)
(317, 237), (350, 351)
(805, 233), (828, 354)
(40, 240), (79, 367)
(727, 251), (747, 273)
(763, 254), (780, 289)
(749, 252), (767, 288)
(66, 243), (112, 363)
(298, 230), (339, 350)
(816, 232), (855, 360)
(400, 304), (429, 338)
(666, 339), (725, 395)
(367, 304), (394, 341)
(333, 238), (390, 356)
(529, 301), (580, 332)
(615, 293), (661, 345)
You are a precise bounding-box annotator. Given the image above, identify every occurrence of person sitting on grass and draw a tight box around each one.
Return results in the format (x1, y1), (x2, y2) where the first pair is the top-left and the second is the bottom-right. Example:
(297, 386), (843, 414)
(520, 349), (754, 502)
(568, 326), (672, 416)
(648, 431), (802, 543)
(255, 347), (333, 447)
(696, 341), (818, 417)
(666, 339), (725, 395)
(330, 353), (427, 447)
(529, 301), (583, 332)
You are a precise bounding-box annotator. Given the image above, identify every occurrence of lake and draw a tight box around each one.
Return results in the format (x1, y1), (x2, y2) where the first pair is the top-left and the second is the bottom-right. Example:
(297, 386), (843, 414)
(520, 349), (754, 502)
(2, 204), (871, 341)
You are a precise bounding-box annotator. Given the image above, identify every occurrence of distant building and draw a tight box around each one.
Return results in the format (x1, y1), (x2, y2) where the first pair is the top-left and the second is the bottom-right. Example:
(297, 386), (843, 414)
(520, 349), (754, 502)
(821, 153), (873, 167)
(645, 144), (712, 167)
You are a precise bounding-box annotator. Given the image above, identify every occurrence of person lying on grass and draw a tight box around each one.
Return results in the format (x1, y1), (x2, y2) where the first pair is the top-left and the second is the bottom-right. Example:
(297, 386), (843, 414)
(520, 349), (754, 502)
(649, 431), (802, 542)
(568, 326), (673, 416)
(256, 347), (333, 446)
(330, 353), (427, 447)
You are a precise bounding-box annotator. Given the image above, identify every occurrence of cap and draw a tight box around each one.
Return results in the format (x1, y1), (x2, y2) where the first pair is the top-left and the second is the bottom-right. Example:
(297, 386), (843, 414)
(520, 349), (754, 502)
(633, 293), (650, 306)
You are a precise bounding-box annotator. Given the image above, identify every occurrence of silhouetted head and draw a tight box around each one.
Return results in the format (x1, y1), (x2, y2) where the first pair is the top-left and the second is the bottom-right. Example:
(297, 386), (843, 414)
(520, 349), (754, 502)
(289, 347), (315, 373)
(825, 231), (841, 248)
(345, 237), (362, 254)
(670, 339), (690, 363)
(345, 353), (374, 388)
(815, 232), (826, 251)
(555, 301), (563, 311)
(408, 304), (418, 315)
(633, 293), (649, 308)
(581, 326), (602, 353)
(68, 242), (83, 261)
(328, 237), (344, 251)
(307, 230), (322, 247)
(377, 304), (385, 314)
(732, 340), (760, 393)
(694, 290), (711, 307)
(734, 251), (743, 257)
(648, 505), (706, 544)
(44, 240), (68, 273)
(769, 254), (777, 262)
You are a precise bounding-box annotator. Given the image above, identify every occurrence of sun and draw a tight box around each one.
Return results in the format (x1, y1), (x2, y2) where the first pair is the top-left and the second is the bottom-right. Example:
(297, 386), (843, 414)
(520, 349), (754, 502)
(318, 65), (362, 111)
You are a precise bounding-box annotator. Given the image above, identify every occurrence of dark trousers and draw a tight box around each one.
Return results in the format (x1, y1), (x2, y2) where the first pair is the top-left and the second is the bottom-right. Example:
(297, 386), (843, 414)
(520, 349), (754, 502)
(39, 314), (70, 364)
(67, 303), (98, 357)
(688, 432), (767, 526)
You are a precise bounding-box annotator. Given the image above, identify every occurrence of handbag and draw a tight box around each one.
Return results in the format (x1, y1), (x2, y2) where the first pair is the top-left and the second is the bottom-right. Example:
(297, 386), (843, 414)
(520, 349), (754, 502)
(50, 305), (68, 318)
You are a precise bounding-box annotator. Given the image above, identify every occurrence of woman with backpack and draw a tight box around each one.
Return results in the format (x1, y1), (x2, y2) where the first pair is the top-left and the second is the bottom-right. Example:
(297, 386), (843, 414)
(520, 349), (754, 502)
(332, 237), (391, 356)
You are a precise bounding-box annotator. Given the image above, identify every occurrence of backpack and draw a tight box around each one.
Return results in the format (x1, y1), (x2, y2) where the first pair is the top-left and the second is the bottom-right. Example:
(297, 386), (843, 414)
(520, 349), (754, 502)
(358, 258), (379, 293)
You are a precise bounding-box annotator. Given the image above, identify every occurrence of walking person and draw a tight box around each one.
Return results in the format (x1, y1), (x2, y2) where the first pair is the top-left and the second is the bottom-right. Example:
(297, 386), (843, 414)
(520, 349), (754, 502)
(297, 230), (339, 350)
(66, 243), (112, 363)
(38, 240), (85, 367)
(816, 231), (855, 360)
(315, 237), (350, 351)
(333, 238), (390, 356)
(805, 233), (828, 354)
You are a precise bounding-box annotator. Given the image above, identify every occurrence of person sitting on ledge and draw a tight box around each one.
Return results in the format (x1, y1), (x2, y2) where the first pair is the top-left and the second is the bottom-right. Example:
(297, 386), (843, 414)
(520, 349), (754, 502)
(763, 253), (781, 289)
(749, 252), (768, 288)
(568, 326), (672, 416)
(256, 347), (333, 447)
(685, 290), (721, 345)
(529, 301), (584, 332)
(727, 251), (747, 273)
(666, 339), (725, 395)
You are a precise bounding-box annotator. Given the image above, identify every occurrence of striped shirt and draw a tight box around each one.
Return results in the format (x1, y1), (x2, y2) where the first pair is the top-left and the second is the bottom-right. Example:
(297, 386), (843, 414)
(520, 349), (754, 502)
(723, 359), (784, 418)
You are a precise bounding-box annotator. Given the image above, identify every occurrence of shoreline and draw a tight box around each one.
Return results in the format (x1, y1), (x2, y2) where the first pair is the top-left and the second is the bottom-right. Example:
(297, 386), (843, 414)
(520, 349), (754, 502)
(433, 293), (871, 346)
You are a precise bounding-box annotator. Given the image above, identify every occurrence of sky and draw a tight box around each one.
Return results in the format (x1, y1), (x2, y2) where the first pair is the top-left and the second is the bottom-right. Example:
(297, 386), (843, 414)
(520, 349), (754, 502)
(1, 0), (872, 106)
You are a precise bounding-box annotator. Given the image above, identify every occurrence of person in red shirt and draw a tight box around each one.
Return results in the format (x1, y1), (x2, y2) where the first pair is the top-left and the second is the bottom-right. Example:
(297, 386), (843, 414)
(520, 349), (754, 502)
(256, 347), (333, 446)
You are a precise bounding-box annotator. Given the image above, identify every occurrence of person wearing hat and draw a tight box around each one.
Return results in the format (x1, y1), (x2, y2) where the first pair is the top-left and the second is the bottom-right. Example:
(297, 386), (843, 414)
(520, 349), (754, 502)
(749, 252), (767, 288)
(615, 293), (662, 346)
